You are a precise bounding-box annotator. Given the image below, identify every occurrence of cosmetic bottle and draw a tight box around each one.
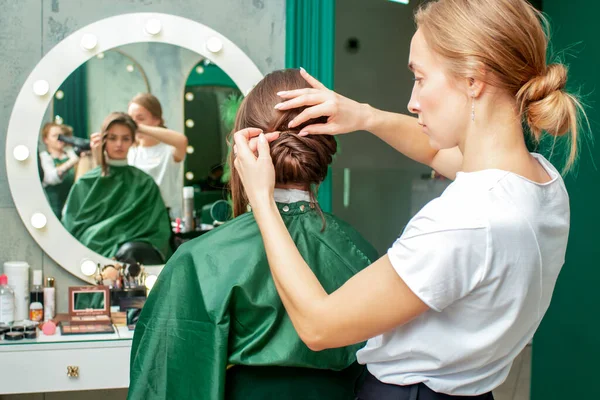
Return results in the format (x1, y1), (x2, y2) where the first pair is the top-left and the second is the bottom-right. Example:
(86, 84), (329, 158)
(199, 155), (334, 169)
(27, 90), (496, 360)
(43, 277), (55, 321)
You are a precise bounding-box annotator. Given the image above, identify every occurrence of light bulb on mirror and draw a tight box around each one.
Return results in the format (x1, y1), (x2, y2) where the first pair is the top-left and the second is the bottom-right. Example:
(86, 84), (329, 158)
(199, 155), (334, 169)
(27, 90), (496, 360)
(126, 65), (135, 72)
(96, 52), (105, 59)
(185, 92), (194, 101)
(54, 115), (64, 124)
(186, 145), (195, 154)
(185, 119), (195, 128)
(145, 274), (158, 291)
(33, 80), (49, 96)
(80, 259), (97, 277)
(31, 213), (47, 229)
(55, 90), (64, 100)
(13, 145), (30, 161)
(206, 37), (223, 53)
(195, 66), (204, 74)
(80, 33), (98, 51)
(185, 171), (194, 180)
(145, 19), (162, 36)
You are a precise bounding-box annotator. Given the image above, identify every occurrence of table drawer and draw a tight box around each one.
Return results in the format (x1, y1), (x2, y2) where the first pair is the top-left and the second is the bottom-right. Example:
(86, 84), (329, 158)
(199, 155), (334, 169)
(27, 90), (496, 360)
(0, 346), (131, 394)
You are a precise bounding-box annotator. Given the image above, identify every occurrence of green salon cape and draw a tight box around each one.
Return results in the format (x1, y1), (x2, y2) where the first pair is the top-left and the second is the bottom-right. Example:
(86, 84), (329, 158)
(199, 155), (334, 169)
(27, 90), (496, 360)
(61, 165), (172, 259)
(128, 201), (378, 400)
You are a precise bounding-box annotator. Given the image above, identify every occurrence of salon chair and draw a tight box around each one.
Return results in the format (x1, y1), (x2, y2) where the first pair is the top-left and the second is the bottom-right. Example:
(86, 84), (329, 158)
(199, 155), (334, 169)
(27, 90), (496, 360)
(115, 241), (165, 265)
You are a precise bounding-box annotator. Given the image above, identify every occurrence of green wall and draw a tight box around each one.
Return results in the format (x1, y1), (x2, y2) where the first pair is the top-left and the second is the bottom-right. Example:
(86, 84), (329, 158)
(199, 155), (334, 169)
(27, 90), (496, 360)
(532, 1), (600, 399)
(286, 0), (335, 212)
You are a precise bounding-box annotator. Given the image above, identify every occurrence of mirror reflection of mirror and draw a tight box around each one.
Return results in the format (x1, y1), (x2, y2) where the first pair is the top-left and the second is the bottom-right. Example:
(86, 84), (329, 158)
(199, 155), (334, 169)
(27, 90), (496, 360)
(183, 59), (242, 231)
(36, 42), (241, 266)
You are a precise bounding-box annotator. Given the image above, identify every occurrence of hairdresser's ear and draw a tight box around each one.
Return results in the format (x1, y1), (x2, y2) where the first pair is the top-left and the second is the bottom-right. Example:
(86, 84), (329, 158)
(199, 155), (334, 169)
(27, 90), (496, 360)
(467, 65), (486, 98)
(468, 77), (485, 98)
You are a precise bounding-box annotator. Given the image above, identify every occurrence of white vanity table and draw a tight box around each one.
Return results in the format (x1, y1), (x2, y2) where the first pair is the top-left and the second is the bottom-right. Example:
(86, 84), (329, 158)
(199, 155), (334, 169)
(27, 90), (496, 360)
(0, 326), (134, 395)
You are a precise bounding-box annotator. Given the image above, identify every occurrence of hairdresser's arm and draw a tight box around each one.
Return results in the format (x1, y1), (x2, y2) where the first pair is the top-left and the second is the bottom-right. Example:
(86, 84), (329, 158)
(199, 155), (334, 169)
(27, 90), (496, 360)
(276, 68), (462, 180)
(233, 129), (429, 350)
(56, 155), (80, 177)
(137, 124), (189, 162)
(40, 152), (78, 185)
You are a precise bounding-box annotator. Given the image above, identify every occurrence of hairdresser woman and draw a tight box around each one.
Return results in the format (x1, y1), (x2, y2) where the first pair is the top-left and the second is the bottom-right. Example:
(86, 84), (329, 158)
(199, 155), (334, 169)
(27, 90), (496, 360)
(232, 0), (583, 399)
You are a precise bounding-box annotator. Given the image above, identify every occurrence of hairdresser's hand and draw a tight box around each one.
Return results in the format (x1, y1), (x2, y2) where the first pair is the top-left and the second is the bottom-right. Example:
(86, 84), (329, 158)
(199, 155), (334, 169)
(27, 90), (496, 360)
(89, 132), (103, 167)
(275, 68), (373, 136)
(233, 128), (275, 209)
(236, 131), (280, 156)
(90, 132), (102, 149)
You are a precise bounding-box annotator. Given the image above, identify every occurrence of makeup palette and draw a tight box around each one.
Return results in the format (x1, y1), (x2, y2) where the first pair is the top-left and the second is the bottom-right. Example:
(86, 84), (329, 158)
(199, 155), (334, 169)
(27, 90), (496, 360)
(60, 286), (114, 335)
(68, 286), (111, 325)
(60, 323), (114, 335)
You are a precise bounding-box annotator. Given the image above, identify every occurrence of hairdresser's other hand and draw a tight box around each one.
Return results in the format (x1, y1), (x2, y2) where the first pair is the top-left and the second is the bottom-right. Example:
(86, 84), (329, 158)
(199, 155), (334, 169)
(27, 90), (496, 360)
(90, 132), (102, 149)
(242, 131), (280, 155)
(274, 68), (373, 136)
(233, 129), (275, 208)
(89, 132), (103, 167)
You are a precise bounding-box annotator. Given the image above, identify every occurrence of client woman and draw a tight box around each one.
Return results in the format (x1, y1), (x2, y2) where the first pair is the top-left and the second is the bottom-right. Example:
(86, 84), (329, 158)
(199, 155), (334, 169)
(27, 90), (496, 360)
(62, 112), (172, 261)
(128, 69), (378, 400)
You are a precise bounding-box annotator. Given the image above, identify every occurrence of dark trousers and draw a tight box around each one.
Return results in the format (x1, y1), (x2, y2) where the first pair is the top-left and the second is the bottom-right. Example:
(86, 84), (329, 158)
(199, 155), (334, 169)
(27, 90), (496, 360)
(356, 370), (495, 400)
(225, 362), (365, 400)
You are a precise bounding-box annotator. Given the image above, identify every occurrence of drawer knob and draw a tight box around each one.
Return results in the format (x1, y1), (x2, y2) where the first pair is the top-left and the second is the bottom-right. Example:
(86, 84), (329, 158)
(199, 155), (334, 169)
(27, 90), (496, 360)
(67, 366), (79, 378)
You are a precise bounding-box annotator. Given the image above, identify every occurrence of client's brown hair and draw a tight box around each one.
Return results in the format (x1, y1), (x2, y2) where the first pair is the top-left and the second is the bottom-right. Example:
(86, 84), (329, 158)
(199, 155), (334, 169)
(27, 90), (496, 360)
(228, 69), (337, 227)
(100, 112), (137, 176)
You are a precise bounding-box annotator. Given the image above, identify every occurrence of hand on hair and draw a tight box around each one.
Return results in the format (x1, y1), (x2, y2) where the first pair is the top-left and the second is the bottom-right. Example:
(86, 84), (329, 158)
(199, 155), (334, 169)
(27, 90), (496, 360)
(89, 132), (103, 167)
(274, 68), (371, 136)
(233, 128), (276, 208)
(90, 132), (102, 149)
(233, 131), (280, 156)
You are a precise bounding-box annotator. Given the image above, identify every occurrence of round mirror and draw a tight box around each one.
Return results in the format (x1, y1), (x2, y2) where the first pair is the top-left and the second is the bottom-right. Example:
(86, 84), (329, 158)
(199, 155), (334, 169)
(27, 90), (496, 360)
(5, 13), (263, 282)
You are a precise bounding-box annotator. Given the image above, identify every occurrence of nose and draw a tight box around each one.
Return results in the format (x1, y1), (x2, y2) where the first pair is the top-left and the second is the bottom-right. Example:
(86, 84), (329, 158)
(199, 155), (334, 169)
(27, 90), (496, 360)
(407, 87), (420, 115)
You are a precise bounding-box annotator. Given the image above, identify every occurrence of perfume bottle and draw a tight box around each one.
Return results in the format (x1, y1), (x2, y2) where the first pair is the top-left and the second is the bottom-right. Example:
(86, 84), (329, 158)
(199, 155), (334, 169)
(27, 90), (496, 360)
(29, 270), (44, 322)
(0, 274), (15, 325)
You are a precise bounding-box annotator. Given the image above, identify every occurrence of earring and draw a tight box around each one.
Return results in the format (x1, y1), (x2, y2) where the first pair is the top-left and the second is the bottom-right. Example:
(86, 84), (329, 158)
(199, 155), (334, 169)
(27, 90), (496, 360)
(471, 94), (475, 122)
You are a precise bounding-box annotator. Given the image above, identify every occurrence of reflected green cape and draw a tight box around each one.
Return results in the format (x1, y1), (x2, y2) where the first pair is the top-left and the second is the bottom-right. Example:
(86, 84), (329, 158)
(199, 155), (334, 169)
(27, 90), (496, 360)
(61, 165), (172, 259)
(128, 202), (378, 400)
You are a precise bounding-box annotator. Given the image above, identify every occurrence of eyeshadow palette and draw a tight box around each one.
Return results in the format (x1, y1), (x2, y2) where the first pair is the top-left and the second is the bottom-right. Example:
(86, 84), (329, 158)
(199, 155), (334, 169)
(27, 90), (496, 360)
(60, 323), (115, 335)
(70, 315), (111, 324)
(68, 286), (112, 325)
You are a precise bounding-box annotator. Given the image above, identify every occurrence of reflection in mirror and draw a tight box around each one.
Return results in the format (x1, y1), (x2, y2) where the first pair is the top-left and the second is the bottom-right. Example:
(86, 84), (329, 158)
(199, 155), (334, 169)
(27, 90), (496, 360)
(36, 42), (242, 266)
(74, 291), (105, 310)
(182, 59), (242, 235)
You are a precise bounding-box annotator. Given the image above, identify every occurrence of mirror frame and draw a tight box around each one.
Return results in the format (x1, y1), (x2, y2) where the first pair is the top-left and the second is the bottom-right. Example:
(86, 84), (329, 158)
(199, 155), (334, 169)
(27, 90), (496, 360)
(5, 12), (263, 283)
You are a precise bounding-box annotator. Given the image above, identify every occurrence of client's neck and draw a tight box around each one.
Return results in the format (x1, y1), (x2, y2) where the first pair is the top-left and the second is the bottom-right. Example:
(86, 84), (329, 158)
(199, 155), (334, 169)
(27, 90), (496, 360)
(274, 183), (309, 191)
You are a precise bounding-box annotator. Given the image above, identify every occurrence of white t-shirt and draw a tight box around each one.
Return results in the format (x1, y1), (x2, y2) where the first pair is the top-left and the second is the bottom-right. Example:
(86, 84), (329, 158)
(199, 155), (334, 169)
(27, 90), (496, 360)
(356, 153), (569, 396)
(128, 142), (183, 219)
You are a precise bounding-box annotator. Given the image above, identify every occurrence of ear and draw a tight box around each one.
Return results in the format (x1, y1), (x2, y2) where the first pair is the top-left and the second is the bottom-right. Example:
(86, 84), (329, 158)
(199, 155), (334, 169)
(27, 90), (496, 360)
(468, 77), (485, 98)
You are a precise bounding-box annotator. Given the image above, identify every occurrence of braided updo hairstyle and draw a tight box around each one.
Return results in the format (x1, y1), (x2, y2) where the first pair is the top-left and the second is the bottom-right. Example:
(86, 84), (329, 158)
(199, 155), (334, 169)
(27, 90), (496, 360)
(228, 69), (337, 226)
